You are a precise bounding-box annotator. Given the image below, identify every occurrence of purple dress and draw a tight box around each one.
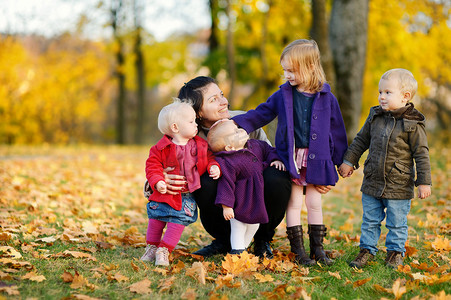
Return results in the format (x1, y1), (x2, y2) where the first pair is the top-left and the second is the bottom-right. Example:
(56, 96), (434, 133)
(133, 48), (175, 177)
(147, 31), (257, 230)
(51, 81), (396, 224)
(215, 139), (280, 224)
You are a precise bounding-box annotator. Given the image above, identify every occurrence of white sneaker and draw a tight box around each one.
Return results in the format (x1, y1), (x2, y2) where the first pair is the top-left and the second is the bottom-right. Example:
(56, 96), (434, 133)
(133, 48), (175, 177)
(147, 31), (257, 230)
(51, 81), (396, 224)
(140, 245), (157, 261)
(155, 247), (170, 266)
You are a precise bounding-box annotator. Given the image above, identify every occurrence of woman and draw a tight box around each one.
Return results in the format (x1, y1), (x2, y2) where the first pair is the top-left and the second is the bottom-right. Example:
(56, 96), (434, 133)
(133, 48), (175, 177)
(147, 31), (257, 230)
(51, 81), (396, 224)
(146, 76), (329, 257)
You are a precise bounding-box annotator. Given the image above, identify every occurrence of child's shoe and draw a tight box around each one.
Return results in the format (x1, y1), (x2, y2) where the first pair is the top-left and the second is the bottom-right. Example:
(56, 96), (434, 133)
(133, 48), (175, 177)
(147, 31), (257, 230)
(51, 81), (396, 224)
(349, 248), (374, 268)
(385, 251), (403, 268)
(155, 247), (170, 266)
(140, 244), (157, 262)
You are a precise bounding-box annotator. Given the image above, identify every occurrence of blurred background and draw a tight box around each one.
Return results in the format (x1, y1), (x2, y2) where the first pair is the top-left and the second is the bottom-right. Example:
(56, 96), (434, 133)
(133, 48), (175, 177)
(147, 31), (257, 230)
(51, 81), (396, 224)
(1, 0), (450, 146)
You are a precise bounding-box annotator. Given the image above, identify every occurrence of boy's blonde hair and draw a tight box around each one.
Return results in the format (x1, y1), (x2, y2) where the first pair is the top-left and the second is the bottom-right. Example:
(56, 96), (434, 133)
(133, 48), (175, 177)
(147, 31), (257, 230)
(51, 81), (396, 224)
(381, 68), (418, 100)
(280, 39), (326, 93)
(158, 98), (194, 135)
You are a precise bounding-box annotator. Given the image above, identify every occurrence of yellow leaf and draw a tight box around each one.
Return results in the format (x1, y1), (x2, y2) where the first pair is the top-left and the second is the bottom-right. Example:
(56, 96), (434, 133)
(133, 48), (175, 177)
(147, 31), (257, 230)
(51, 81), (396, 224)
(328, 271), (342, 280)
(129, 278), (152, 294)
(185, 262), (206, 285)
(158, 276), (175, 293)
(254, 272), (274, 283)
(22, 271), (46, 282)
(0, 246), (22, 259)
(181, 288), (197, 300)
(392, 279), (407, 300)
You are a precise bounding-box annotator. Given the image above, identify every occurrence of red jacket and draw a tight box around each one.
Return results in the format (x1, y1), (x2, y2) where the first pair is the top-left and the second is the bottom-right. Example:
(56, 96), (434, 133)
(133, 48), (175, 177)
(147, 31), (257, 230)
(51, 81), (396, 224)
(145, 135), (219, 210)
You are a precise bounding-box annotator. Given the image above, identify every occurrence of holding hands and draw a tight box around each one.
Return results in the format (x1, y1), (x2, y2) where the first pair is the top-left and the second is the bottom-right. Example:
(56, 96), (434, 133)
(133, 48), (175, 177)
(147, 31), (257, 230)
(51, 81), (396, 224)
(338, 163), (354, 178)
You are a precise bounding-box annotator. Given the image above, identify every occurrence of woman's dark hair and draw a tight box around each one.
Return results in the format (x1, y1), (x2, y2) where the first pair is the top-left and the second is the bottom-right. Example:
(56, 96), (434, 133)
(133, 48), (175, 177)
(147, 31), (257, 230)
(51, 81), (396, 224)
(177, 76), (216, 118)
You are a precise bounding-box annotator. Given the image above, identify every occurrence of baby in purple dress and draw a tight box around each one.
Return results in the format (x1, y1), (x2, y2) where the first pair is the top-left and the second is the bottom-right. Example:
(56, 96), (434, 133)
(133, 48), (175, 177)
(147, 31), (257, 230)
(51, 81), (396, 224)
(207, 119), (285, 254)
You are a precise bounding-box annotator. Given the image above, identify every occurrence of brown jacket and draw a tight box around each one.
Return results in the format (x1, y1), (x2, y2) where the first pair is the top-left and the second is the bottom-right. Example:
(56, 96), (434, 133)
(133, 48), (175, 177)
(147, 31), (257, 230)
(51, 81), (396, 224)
(344, 103), (431, 199)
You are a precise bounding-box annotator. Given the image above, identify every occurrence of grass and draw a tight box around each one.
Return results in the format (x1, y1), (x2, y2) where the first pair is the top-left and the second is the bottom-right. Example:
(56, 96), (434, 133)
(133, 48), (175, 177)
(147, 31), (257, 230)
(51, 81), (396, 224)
(0, 144), (450, 299)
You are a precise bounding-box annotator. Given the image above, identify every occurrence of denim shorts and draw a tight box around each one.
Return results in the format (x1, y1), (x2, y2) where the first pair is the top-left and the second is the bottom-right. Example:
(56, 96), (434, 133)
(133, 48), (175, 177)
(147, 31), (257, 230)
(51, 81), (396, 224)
(146, 193), (198, 226)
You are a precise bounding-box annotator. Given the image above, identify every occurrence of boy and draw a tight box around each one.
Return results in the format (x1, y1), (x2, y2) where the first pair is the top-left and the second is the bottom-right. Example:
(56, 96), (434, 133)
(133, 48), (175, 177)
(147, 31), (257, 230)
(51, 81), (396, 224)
(339, 68), (432, 268)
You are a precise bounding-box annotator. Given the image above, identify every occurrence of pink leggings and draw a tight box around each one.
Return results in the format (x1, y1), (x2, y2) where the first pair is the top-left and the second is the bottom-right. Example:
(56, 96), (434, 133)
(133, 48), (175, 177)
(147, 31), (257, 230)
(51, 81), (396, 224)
(286, 184), (323, 227)
(146, 219), (185, 252)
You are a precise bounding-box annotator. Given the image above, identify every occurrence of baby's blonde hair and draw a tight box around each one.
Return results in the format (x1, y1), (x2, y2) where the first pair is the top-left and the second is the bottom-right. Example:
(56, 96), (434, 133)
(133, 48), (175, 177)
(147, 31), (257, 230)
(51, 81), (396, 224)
(158, 98), (194, 135)
(280, 39), (326, 93)
(381, 68), (418, 100)
(207, 119), (231, 153)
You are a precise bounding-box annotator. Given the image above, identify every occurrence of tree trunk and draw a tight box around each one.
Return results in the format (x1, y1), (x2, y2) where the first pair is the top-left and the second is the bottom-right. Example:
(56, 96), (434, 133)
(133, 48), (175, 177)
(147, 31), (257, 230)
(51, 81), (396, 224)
(133, 0), (146, 144)
(208, 0), (219, 52)
(225, 0), (236, 106)
(111, 0), (126, 145)
(329, 0), (369, 142)
(310, 0), (335, 90)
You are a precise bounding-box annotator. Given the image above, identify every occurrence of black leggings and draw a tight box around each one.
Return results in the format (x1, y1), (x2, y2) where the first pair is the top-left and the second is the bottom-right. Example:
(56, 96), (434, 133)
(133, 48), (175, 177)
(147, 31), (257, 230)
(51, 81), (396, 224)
(192, 166), (291, 245)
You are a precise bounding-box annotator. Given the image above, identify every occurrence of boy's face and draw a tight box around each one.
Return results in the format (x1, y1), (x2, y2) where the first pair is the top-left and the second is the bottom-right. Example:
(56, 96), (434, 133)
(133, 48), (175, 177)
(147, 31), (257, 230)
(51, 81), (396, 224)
(378, 78), (409, 111)
(176, 106), (198, 140)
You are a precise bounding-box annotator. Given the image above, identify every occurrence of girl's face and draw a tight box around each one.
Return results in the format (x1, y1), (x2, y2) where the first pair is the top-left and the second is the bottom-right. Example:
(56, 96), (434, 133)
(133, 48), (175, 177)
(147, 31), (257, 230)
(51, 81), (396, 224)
(199, 83), (230, 128)
(281, 58), (301, 87)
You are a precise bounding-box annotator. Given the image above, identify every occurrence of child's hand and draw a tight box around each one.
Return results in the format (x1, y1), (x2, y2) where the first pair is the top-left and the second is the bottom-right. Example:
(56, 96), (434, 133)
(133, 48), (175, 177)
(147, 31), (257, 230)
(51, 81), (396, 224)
(418, 185), (431, 199)
(338, 163), (354, 178)
(155, 180), (167, 194)
(270, 160), (286, 171)
(209, 165), (221, 180)
(222, 205), (234, 221)
(314, 185), (332, 194)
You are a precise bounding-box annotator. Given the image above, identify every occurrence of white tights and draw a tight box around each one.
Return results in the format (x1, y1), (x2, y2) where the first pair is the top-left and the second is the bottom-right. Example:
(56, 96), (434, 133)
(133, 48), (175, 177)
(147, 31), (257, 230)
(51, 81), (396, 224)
(230, 218), (260, 250)
(286, 184), (323, 227)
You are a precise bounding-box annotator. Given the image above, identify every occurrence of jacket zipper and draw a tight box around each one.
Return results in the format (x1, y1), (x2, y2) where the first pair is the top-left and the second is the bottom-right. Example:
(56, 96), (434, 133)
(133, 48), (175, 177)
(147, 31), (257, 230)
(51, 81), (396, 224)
(380, 116), (396, 197)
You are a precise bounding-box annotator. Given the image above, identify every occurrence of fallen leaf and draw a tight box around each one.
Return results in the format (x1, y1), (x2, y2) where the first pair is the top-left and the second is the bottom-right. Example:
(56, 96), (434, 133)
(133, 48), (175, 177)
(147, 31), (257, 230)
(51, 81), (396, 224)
(129, 278), (152, 294)
(254, 272), (274, 283)
(22, 271), (46, 282)
(328, 271), (341, 280)
(62, 271), (74, 283)
(0, 246), (22, 259)
(158, 276), (175, 293)
(181, 288), (197, 300)
(392, 279), (407, 300)
(352, 277), (372, 288)
(185, 261), (206, 285)
(0, 285), (20, 296)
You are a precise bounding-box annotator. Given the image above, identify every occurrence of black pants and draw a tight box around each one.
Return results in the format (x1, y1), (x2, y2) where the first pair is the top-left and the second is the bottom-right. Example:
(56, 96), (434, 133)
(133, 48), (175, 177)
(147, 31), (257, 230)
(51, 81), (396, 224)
(192, 166), (291, 246)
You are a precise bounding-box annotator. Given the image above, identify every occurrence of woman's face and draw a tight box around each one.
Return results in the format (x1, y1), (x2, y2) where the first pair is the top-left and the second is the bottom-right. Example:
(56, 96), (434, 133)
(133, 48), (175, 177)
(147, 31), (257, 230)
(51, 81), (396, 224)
(199, 83), (230, 128)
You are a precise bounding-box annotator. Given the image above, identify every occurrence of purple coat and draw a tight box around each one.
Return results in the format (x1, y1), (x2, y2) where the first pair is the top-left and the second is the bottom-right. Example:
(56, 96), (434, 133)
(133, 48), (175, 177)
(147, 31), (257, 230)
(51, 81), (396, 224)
(233, 82), (348, 185)
(215, 139), (280, 224)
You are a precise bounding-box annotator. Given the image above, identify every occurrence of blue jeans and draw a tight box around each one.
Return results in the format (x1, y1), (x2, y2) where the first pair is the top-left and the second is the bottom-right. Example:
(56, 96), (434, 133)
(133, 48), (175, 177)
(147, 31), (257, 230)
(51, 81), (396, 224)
(359, 193), (411, 255)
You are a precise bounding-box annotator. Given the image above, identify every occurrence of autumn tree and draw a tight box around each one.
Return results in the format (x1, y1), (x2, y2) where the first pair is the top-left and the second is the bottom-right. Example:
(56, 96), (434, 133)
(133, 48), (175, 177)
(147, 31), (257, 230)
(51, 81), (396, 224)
(329, 0), (370, 141)
(133, 0), (146, 144)
(110, 0), (127, 144)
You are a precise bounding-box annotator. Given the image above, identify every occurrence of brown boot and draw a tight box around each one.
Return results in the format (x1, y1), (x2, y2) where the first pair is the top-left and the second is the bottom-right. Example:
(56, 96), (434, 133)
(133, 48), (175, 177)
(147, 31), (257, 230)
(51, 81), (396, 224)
(308, 224), (333, 266)
(349, 248), (374, 268)
(286, 226), (315, 266)
(385, 251), (403, 268)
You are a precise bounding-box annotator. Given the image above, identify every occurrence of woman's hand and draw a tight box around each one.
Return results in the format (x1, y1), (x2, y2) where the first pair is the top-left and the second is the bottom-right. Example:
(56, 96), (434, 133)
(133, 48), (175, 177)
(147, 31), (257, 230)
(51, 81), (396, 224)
(209, 165), (221, 180)
(222, 205), (235, 221)
(314, 185), (332, 194)
(163, 167), (187, 195)
(270, 160), (286, 171)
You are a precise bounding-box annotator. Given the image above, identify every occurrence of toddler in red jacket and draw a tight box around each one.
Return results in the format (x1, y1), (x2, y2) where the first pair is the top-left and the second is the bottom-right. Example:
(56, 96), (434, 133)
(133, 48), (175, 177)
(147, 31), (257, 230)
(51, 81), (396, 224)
(141, 99), (220, 266)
